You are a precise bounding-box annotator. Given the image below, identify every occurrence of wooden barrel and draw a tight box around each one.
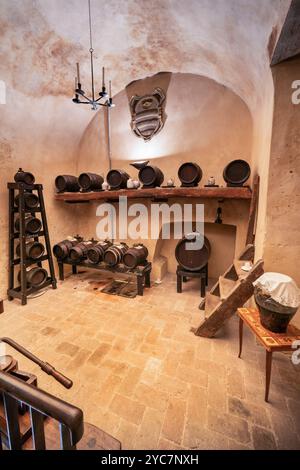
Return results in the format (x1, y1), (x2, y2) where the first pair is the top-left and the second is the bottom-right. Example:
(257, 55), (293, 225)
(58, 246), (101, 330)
(104, 243), (128, 267)
(14, 168), (35, 185)
(138, 165), (164, 188)
(16, 241), (45, 260)
(223, 160), (250, 186)
(53, 237), (81, 259)
(55, 175), (80, 193)
(15, 215), (42, 234)
(69, 241), (95, 262)
(87, 240), (112, 264)
(178, 162), (202, 187)
(15, 192), (39, 209)
(106, 170), (130, 190)
(18, 267), (48, 287)
(78, 173), (104, 191)
(175, 234), (211, 271)
(123, 244), (149, 269)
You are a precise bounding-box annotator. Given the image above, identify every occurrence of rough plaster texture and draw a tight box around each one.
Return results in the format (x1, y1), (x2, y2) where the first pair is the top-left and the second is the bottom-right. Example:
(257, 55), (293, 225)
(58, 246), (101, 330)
(264, 57), (300, 327)
(0, 0), (292, 299)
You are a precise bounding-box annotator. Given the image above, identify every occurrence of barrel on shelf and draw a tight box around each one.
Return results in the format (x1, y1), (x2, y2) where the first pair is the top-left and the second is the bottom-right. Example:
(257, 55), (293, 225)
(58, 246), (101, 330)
(15, 192), (39, 210)
(18, 267), (48, 288)
(55, 175), (80, 193)
(178, 162), (202, 187)
(69, 241), (95, 262)
(123, 244), (149, 269)
(106, 170), (130, 190)
(53, 237), (82, 259)
(138, 165), (164, 188)
(223, 160), (251, 187)
(16, 241), (45, 260)
(14, 168), (35, 185)
(104, 243), (128, 267)
(15, 215), (42, 234)
(78, 173), (104, 191)
(175, 234), (211, 272)
(86, 240), (112, 264)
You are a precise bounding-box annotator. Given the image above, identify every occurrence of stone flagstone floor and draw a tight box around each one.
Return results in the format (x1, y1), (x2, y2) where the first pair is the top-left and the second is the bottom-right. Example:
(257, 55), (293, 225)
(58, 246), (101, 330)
(0, 270), (300, 450)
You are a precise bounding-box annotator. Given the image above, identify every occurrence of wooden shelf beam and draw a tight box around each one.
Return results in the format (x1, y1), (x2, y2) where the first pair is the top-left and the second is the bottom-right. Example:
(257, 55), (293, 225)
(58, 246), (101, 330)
(54, 186), (252, 203)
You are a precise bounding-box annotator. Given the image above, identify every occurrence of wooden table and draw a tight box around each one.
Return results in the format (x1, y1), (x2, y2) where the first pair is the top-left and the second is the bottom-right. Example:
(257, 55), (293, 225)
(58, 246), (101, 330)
(237, 307), (300, 402)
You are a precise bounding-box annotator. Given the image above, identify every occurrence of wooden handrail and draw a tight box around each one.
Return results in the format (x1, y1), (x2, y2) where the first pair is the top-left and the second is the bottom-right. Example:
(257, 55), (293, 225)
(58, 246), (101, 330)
(0, 371), (84, 447)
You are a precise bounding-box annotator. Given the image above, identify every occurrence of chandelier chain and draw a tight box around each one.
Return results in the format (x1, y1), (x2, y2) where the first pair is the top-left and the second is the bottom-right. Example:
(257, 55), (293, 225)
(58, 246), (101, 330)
(88, 0), (94, 52)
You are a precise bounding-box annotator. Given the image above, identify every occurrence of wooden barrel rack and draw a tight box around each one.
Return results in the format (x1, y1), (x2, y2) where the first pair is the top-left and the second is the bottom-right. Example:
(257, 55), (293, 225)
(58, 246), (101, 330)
(57, 258), (152, 296)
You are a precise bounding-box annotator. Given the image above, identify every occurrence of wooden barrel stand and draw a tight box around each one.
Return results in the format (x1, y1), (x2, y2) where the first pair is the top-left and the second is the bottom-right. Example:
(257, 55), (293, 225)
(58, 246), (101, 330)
(176, 264), (208, 297)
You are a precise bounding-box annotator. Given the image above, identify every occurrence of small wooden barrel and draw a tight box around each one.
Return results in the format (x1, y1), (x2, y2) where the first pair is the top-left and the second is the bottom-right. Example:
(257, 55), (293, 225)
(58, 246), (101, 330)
(14, 168), (35, 185)
(138, 165), (164, 188)
(53, 238), (80, 259)
(87, 240), (112, 264)
(123, 244), (149, 269)
(104, 243), (128, 267)
(15, 192), (39, 209)
(223, 160), (250, 186)
(15, 215), (42, 234)
(69, 241), (95, 262)
(18, 267), (48, 287)
(107, 170), (130, 190)
(175, 234), (211, 272)
(55, 175), (80, 193)
(16, 241), (45, 260)
(178, 162), (202, 187)
(78, 173), (104, 191)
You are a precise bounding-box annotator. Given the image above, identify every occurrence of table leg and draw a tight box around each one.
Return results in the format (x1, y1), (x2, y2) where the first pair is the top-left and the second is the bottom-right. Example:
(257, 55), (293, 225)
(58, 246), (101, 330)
(72, 264), (78, 275)
(58, 262), (64, 281)
(265, 351), (273, 402)
(200, 277), (205, 297)
(238, 317), (244, 358)
(145, 271), (151, 288)
(137, 275), (143, 296)
(177, 273), (182, 293)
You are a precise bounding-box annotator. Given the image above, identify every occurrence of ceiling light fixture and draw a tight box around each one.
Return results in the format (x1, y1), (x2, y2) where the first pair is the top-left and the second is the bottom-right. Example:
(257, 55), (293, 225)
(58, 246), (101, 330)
(72, 0), (115, 110)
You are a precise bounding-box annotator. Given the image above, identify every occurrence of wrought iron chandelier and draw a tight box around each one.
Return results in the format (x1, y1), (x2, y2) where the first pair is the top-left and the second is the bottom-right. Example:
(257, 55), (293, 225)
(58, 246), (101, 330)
(72, 0), (115, 110)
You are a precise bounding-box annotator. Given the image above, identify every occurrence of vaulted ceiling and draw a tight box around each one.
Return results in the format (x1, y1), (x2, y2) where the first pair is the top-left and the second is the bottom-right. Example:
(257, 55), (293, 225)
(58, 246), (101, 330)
(1, 0), (291, 116)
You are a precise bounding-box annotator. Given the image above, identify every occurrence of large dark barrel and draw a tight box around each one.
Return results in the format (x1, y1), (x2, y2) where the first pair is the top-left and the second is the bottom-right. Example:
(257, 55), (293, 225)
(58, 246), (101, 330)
(16, 241), (45, 260)
(123, 244), (149, 269)
(55, 175), (80, 193)
(78, 173), (104, 191)
(15, 192), (39, 210)
(15, 215), (42, 234)
(53, 237), (81, 259)
(18, 267), (48, 287)
(104, 243), (128, 267)
(178, 162), (202, 187)
(106, 170), (130, 190)
(86, 240), (112, 264)
(223, 160), (251, 187)
(14, 168), (35, 185)
(175, 234), (211, 272)
(138, 165), (164, 188)
(69, 241), (95, 262)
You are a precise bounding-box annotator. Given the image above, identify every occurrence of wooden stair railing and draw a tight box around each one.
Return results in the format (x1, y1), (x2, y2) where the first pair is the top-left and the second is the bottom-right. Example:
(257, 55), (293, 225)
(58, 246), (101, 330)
(0, 338), (121, 450)
(0, 370), (84, 450)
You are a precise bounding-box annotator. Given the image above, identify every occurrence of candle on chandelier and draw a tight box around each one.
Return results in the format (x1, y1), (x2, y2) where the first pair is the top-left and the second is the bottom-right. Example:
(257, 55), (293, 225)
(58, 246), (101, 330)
(109, 80), (112, 99)
(102, 67), (105, 88)
(76, 63), (81, 84)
